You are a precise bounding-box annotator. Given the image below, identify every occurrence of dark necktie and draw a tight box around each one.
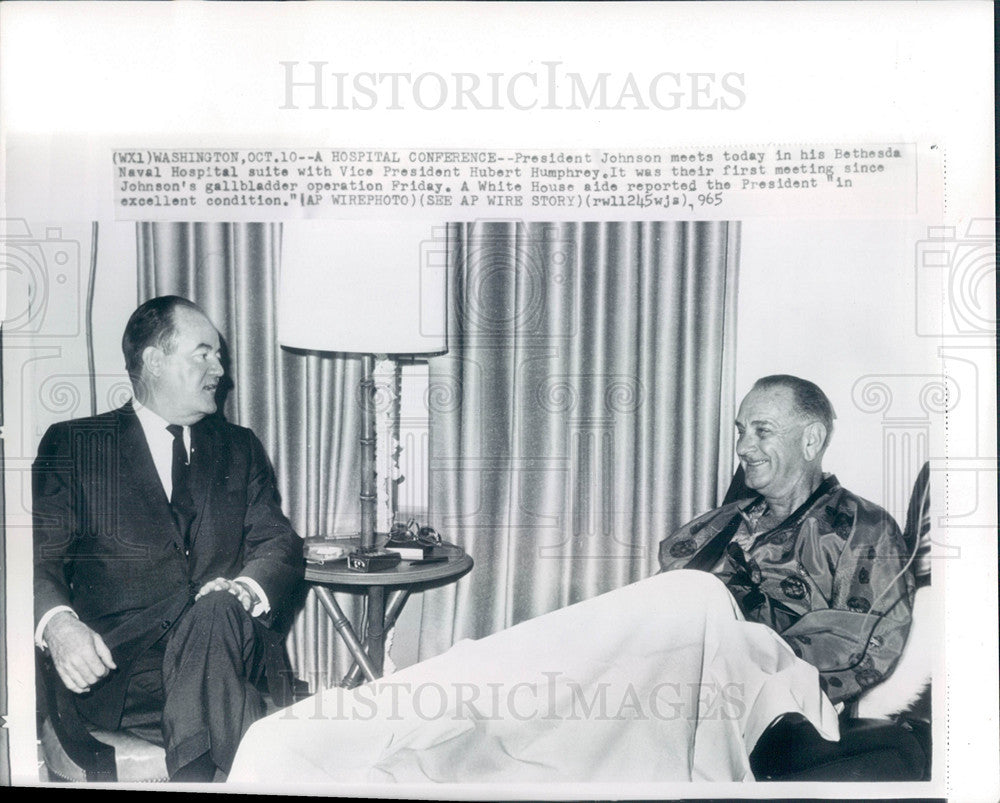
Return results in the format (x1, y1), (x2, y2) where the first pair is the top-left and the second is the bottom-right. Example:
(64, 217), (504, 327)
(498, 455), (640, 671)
(167, 424), (196, 554)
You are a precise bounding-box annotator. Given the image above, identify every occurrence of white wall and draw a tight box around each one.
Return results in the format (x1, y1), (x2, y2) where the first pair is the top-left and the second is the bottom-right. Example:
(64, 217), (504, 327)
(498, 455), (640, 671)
(3, 216), (136, 781)
(735, 219), (943, 517)
(7, 220), (137, 445)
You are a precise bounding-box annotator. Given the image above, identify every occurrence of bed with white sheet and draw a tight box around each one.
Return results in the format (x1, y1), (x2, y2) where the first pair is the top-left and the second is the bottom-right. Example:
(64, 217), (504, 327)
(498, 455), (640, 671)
(228, 570), (838, 787)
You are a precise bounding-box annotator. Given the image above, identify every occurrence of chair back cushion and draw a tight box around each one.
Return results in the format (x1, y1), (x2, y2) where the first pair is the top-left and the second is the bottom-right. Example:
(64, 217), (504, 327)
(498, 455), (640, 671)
(903, 462), (932, 587)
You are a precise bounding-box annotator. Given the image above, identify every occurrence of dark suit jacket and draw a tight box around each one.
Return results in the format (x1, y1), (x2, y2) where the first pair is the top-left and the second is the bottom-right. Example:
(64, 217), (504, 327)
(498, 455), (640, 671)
(33, 403), (303, 725)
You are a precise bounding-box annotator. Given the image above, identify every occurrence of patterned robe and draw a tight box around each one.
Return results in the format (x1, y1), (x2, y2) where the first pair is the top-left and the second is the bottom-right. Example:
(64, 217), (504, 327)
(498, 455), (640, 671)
(658, 475), (914, 705)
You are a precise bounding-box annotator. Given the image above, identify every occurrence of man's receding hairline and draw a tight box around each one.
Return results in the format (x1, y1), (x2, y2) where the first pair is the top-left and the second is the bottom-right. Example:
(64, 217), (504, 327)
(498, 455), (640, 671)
(740, 385), (800, 417)
(743, 384), (825, 426)
(746, 375), (835, 448)
(162, 307), (216, 354)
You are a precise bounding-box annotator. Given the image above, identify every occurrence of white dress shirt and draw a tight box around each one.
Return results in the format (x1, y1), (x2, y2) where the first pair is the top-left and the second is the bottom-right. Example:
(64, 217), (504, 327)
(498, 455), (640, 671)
(134, 400), (190, 501)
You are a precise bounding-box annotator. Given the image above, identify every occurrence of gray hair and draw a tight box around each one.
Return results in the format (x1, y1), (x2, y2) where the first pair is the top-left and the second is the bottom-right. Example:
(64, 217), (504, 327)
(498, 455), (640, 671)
(752, 374), (835, 446)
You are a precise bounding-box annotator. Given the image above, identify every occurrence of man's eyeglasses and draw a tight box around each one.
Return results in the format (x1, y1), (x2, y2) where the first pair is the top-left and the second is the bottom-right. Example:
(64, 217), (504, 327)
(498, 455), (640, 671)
(388, 518), (442, 548)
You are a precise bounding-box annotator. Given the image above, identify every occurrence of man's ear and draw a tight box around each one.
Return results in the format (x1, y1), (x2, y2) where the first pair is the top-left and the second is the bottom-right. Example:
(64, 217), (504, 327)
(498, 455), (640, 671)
(142, 345), (164, 378)
(802, 421), (827, 461)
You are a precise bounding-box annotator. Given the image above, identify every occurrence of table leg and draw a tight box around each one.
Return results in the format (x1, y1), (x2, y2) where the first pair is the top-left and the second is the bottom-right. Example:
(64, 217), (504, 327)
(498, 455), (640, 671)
(365, 586), (386, 676)
(312, 586), (378, 684)
(343, 589), (411, 688)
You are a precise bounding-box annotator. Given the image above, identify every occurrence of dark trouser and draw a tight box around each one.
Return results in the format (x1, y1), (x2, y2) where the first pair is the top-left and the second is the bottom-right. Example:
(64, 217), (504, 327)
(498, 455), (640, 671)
(117, 591), (266, 777)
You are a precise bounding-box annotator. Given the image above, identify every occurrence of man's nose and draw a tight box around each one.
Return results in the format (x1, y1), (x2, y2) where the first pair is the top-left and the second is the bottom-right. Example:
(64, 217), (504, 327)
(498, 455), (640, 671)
(736, 431), (754, 456)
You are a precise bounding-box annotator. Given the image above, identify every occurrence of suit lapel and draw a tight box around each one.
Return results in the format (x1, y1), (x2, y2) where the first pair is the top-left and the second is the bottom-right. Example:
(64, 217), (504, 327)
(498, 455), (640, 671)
(187, 417), (218, 550)
(116, 404), (186, 552)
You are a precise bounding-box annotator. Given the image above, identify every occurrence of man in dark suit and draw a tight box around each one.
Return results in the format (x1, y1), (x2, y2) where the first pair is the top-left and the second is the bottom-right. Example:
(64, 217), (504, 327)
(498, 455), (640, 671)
(33, 295), (304, 781)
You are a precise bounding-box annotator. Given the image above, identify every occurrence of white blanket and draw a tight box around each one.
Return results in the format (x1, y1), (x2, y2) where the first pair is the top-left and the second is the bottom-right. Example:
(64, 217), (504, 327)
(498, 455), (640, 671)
(229, 570), (838, 786)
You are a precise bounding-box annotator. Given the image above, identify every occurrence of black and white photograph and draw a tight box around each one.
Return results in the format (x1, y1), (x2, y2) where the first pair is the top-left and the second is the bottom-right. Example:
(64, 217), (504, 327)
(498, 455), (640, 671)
(1, 2), (995, 798)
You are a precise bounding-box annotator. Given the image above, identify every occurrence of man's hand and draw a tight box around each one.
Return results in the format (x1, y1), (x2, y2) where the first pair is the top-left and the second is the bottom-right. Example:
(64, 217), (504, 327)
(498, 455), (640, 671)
(44, 611), (117, 694)
(195, 577), (256, 612)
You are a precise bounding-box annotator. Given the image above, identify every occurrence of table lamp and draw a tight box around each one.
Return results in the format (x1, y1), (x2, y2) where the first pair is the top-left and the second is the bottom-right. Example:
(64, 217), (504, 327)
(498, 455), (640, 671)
(278, 220), (447, 569)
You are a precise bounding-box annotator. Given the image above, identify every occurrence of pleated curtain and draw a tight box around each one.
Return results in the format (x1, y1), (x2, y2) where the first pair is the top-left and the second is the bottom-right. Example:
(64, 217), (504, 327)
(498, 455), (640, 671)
(417, 221), (740, 658)
(136, 222), (363, 688)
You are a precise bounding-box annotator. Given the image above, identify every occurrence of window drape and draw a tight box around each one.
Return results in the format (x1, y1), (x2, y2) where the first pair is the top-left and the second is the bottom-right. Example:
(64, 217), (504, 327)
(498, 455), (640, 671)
(136, 222), (363, 687)
(417, 221), (739, 659)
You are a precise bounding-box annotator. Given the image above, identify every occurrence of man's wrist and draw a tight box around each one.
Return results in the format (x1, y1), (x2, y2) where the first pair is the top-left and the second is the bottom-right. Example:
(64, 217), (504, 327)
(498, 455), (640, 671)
(36, 606), (77, 650)
(233, 579), (260, 606)
(233, 577), (269, 616)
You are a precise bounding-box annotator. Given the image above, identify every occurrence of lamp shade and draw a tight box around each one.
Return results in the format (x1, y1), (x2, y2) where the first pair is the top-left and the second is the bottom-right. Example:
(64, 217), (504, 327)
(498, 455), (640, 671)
(278, 220), (447, 355)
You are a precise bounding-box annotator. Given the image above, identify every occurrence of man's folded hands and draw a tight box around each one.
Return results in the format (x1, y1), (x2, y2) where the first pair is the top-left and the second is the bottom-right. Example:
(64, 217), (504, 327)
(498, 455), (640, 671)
(195, 576), (259, 613)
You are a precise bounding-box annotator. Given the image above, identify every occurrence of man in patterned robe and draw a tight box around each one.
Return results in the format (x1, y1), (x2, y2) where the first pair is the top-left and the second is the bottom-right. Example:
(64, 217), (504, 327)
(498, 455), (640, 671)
(659, 375), (914, 705)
